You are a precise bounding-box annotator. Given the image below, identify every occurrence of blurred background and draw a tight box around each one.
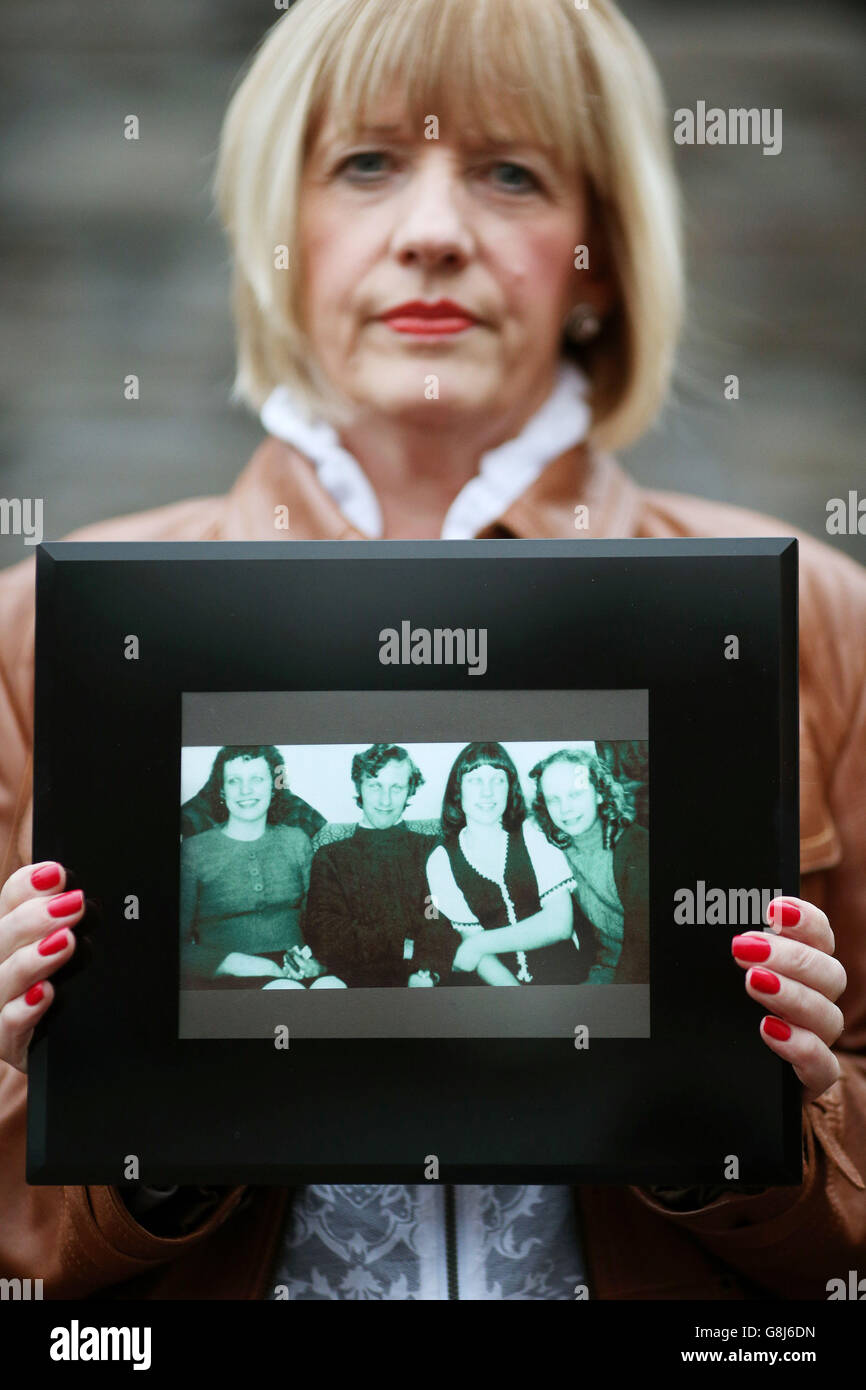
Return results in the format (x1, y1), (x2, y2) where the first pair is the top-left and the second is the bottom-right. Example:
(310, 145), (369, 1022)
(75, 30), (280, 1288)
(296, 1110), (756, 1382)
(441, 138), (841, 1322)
(1, 0), (864, 570)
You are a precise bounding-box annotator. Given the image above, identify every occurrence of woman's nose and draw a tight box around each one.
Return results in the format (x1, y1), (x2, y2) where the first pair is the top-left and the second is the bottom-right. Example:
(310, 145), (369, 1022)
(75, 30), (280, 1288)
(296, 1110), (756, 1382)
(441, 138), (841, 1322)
(389, 153), (474, 269)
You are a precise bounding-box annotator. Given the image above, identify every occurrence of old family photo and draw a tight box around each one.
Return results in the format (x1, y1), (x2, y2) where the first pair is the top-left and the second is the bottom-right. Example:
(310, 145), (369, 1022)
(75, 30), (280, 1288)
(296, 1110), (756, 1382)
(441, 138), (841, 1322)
(180, 739), (649, 992)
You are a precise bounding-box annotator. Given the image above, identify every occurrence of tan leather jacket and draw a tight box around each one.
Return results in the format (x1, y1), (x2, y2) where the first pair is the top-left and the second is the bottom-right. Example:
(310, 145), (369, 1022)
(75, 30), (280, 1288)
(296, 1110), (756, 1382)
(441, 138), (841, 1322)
(1, 437), (864, 1300)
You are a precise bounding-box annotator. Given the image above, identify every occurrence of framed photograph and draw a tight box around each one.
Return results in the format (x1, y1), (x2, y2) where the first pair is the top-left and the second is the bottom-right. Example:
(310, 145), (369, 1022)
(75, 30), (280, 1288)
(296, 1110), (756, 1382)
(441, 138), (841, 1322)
(27, 538), (800, 1185)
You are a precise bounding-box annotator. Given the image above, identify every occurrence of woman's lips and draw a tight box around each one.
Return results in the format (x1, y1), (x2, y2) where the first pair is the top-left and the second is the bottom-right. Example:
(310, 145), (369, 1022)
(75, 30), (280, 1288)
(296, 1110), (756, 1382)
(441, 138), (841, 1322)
(384, 315), (475, 336)
(379, 300), (478, 336)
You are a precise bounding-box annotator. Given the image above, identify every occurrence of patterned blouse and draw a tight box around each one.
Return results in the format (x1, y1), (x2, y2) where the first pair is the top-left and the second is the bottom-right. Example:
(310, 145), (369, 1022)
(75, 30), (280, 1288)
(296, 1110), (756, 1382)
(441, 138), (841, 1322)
(268, 1184), (584, 1300)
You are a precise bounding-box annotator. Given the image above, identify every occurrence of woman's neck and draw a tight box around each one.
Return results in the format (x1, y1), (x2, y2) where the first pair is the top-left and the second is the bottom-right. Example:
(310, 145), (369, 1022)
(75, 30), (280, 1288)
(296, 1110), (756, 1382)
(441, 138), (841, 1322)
(462, 821), (507, 851)
(221, 816), (268, 841)
(568, 816), (604, 849)
(336, 371), (557, 540)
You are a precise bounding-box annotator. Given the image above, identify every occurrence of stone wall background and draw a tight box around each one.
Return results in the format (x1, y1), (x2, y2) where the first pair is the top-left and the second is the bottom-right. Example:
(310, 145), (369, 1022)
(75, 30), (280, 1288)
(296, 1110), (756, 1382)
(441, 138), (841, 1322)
(1, 0), (863, 569)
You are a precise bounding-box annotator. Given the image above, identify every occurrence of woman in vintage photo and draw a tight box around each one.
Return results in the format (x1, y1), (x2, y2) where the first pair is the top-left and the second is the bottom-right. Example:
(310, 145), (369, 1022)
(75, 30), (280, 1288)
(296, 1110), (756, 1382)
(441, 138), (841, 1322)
(530, 747), (649, 984)
(0, 0), (861, 1302)
(426, 742), (579, 985)
(180, 744), (318, 988)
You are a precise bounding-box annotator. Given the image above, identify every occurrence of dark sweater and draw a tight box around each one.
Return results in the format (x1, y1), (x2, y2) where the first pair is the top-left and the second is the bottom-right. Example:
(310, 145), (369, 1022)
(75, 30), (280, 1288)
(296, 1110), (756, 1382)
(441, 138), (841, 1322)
(303, 823), (457, 987)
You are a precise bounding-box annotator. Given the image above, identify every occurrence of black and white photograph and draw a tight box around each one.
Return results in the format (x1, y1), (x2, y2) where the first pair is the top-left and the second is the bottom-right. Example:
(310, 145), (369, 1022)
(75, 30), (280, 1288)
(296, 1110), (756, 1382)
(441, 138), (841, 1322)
(180, 735), (650, 1000)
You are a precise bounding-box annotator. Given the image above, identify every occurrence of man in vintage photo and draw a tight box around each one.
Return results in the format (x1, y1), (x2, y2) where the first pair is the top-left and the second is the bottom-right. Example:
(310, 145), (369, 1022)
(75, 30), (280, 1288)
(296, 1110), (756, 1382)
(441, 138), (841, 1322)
(303, 744), (457, 987)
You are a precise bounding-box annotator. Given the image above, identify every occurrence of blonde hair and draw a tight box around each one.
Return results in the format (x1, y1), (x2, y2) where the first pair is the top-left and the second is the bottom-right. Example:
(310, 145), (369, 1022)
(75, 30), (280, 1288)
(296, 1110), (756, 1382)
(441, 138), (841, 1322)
(214, 0), (684, 452)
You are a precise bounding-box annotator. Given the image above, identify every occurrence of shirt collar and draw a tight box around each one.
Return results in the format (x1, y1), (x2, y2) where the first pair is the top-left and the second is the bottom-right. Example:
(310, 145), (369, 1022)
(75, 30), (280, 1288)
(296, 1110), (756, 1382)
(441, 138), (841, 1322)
(223, 367), (644, 544)
(259, 360), (593, 541)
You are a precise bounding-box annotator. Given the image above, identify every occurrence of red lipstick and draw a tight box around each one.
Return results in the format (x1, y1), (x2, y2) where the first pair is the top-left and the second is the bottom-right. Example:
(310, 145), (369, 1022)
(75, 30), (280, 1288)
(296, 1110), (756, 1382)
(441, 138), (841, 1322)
(380, 299), (478, 336)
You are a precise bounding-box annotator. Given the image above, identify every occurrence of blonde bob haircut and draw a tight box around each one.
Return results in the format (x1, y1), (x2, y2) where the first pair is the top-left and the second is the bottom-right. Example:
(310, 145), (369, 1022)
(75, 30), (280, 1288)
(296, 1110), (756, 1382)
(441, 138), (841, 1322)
(214, 0), (684, 452)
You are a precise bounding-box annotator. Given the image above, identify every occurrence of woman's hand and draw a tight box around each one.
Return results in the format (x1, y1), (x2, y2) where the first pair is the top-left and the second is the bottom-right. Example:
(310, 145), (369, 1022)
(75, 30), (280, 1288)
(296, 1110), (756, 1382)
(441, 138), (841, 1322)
(0, 861), (86, 1074)
(453, 935), (485, 973)
(281, 945), (324, 981)
(215, 951), (283, 978)
(732, 895), (847, 1102)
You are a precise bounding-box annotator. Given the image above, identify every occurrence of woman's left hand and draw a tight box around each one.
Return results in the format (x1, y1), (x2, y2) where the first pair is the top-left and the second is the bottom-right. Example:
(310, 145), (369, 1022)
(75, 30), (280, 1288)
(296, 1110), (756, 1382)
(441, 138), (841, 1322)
(732, 895), (847, 1102)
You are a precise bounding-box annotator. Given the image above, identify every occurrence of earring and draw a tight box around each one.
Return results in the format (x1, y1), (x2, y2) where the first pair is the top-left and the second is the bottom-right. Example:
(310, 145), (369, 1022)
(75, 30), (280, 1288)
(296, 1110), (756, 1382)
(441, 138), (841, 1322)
(564, 303), (601, 343)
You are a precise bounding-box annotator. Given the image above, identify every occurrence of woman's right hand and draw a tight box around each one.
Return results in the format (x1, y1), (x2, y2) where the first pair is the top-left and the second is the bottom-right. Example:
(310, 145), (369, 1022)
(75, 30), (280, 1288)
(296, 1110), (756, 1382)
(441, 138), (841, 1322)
(0, 861), (85, 1074)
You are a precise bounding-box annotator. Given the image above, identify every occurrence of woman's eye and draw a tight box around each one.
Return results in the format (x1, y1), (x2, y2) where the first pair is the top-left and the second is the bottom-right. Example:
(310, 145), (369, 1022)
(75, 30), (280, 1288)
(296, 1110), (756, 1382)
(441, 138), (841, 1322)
(486, 161), (540, 193)
(337, 150), (393, 180)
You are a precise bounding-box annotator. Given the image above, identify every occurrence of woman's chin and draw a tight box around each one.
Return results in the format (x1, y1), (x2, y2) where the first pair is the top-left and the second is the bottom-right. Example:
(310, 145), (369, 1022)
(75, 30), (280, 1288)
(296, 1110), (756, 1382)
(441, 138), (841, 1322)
(348, 362), (503, 423)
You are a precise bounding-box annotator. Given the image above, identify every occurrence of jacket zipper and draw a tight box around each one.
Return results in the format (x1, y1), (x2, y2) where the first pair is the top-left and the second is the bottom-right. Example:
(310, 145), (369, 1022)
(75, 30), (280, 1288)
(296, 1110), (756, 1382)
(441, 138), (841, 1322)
(444, 1184), (460, 1300)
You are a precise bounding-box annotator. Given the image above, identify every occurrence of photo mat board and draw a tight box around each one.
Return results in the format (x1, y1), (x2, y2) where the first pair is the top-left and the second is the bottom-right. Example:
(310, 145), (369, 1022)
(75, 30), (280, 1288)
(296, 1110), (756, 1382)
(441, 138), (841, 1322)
(28, 538), (800, 1185)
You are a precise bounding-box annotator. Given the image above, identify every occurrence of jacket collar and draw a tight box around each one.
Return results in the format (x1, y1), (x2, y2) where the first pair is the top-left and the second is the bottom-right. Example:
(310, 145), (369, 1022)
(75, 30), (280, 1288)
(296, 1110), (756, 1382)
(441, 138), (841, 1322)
(218, 433), (645, 543)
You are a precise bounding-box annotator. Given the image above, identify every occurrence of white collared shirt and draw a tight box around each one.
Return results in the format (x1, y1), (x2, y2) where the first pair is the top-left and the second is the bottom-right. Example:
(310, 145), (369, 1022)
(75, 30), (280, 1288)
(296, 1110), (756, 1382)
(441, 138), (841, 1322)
(260, 360), (591, 539)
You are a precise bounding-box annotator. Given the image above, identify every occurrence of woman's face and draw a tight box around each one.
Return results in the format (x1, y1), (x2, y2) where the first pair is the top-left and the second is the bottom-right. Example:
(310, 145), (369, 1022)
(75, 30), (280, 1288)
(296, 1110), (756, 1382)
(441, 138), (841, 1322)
(222, 756), (273, 821)
(540, 760), (600, 838)
(298, 93), (592, 429)
(460, 763), (510, 828)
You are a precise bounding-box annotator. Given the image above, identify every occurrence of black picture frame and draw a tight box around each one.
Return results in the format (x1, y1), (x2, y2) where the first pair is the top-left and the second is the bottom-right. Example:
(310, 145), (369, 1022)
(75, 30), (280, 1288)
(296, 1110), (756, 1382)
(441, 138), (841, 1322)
(27, 538), (801, 1186)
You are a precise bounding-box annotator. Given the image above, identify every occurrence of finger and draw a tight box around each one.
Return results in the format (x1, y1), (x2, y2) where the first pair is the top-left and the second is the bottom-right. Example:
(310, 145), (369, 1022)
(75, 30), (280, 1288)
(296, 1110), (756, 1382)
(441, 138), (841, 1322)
(0, 861), (68, 921)
(0, 976), (57, 1075)
(0, 887), (85, 966)
(759, 1015), (842, 1102)
(744, 966), (844, 1047)
(731, 931), (847, 1003)
(0, 919), (78, 1014)
(766, 896), (834, 955)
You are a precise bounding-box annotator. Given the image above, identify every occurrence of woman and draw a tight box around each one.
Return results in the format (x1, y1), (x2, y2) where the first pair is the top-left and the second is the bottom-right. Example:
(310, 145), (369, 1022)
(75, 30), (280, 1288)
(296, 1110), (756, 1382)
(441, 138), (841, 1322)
(181, 745), (316, 988)
(0, 0), (861, 1301)
(530, 747), (649, 984)
(426, 743), (578, 986)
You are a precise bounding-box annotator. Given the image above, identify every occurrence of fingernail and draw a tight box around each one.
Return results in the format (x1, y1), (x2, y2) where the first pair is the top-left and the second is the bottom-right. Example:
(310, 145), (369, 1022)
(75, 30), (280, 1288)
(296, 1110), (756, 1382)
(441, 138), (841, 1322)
(31, 863), (61, 890)
(762, 1016), (791, 1041)
(47, 890), (83, 918)
(38, 928), (69, 956)
(25, 982), (45, 1006)
(769, 899), (800, 927)
(750, 967), (780, 994)
(732, 934), (772, 962)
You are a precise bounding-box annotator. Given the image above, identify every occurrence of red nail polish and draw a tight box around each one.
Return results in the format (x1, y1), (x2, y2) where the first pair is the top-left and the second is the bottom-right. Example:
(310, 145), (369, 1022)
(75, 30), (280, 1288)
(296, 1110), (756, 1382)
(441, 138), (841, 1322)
(732, 934), (771, 962)
(31, 863), (61, 890)
(38, 928), (69, 956)
(47, 890), (83, 918)
(769, 899), (800, 926)
(25, 982), (45, 1006)
(750, 967), (780, 994)
(763, 1016), (791, 1041)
